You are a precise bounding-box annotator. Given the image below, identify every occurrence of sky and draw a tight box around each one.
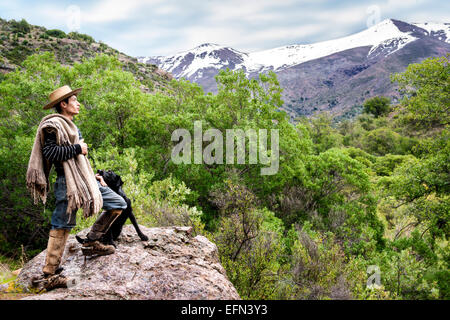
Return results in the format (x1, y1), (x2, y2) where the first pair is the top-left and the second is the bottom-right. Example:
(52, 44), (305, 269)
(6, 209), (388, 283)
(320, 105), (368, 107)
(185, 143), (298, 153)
(0, 0), (448, 57)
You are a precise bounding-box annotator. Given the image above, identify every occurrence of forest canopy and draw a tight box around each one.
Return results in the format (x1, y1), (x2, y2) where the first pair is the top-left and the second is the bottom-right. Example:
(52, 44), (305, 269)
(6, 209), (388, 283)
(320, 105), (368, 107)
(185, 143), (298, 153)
(0, 52), (448, 300)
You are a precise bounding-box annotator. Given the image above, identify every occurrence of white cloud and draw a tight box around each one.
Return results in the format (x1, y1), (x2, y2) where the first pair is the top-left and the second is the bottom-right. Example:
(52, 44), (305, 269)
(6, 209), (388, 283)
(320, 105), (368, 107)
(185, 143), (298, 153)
(152, 4), (180, 16)
(177, 22), (327, 53)
(81, 0), (161, 23)
(203, 0), (299, 24)
(398, 11), (450, 23)
(175, 2), (371, 53)
(386, 0), (424, 10)
(0, 0), (447, 56)
(312, 5), (369, 25)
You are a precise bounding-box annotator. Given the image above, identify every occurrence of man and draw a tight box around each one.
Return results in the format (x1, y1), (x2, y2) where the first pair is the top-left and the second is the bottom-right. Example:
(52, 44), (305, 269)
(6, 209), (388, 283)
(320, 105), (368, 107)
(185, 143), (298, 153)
(26, 85), (127, 291)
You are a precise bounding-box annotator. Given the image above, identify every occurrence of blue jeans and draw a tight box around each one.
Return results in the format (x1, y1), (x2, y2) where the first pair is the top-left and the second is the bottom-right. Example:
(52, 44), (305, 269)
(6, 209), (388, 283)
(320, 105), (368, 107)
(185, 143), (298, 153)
(51, 175), (127, 230)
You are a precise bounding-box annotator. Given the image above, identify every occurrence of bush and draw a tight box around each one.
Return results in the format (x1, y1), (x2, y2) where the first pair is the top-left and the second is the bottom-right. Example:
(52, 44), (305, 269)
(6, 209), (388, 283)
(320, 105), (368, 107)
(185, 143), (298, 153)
(373, 154), (415, 176)
(363, 96), (391, 118)
(211, 180), (288, 299)
(3, 45), (33, 65)
(371, 247), (441, 299)
(68, 31), (94, 44)
(45, 29), (66, 38)
(39, 33), (49, 40)
(298, 113), (343, 154)
(287, 223), (390, 299)
(363, 127), (403, 155)
(10, 19), (31, 34)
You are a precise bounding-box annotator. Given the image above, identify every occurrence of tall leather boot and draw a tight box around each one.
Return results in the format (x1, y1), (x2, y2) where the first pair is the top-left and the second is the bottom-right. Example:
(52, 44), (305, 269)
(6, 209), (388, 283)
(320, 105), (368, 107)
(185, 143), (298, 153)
(34, 229), (70, 291)
(43, 229), (69, 275)
(80, 209), (122, 256)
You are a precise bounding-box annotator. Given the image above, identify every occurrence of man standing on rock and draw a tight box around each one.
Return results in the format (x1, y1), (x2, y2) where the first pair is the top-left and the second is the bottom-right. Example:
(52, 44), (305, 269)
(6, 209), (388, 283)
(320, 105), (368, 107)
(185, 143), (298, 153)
(26, 85), (127, 291)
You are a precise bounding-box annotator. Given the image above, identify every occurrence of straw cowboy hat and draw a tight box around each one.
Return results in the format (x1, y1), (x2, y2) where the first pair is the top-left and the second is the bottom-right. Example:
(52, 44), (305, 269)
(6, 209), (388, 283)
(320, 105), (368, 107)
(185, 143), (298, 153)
(43, 85), (82, 110)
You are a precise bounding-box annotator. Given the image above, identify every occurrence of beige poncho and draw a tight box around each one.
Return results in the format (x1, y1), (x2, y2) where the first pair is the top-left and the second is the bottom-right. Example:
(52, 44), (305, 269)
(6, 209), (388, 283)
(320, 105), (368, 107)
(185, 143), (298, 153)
(26, 114), (102, 218)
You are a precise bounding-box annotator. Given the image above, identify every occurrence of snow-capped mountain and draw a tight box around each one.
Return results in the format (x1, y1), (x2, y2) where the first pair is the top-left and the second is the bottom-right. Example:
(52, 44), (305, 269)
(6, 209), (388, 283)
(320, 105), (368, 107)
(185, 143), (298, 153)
(140, 19), (448, 78)
(138, 19), (450, 118)
(140, 43), (248, 80)
(245, 19), (420, 71)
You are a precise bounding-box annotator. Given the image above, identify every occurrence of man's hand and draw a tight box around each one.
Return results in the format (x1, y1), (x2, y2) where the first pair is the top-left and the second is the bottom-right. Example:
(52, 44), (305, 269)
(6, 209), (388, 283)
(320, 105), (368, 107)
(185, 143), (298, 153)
(95, 173), (107, 187)
(79, 139), (88, 155)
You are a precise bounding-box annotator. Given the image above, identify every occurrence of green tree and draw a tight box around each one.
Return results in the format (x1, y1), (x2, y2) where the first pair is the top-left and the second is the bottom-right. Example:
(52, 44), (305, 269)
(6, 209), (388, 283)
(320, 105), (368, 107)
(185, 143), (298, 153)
(391, 55), (449, 127)
(2, 49), (448, 300)
(298, 112), (343, 154)
(363, 96), (391, 118)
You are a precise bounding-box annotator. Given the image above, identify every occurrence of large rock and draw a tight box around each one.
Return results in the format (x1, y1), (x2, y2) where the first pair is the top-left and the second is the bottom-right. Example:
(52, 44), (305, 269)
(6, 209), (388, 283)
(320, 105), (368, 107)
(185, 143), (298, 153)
(17, 225), (240, 300)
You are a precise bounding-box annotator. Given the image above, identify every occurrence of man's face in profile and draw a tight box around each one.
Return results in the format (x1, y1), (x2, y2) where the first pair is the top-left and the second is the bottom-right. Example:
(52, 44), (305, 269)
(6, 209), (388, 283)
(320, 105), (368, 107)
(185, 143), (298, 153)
(61, 95), (80, 117)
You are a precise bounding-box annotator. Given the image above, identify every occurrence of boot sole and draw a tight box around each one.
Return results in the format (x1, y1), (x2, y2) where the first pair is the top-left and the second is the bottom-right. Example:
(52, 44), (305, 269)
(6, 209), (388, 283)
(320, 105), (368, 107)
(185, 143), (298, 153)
(81, 247), (114, 257)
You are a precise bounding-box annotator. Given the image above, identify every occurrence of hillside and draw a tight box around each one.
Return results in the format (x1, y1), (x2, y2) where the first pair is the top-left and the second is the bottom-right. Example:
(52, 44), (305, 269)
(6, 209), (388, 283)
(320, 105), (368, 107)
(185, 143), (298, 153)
(0, 17), (172, 92)
(277, 36), (450, 119)
(0, 26), (448, 300)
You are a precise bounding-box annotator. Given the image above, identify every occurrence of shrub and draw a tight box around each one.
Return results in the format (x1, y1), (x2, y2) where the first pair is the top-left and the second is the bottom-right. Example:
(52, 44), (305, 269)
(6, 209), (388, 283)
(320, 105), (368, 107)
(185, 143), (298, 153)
(3, 45), (33, 65)
(287, 223), (390, 299)
(363, 127), (402, 155)
(68, 31), (94, 44)
(363, 96), (391, 118)
(10, 19), (31, 34)
(45, 29), (66, 38)
(210, 180), (288, 299)
(39, 33), (49, 40)
(373, 154), (415, 176)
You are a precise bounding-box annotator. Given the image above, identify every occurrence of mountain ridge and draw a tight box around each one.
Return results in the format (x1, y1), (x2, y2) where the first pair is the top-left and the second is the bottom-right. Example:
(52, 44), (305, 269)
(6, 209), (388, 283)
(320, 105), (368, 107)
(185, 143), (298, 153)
(138, 19), (450, 118)
(139, 19), (449, 76)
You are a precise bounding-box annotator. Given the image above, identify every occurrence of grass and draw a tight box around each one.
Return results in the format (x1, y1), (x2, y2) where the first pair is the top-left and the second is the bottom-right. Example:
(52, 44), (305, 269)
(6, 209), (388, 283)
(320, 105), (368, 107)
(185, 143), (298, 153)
(0, 253), (37, 300)
(0, 253), (22, 271)
(0, 261), (22, 299)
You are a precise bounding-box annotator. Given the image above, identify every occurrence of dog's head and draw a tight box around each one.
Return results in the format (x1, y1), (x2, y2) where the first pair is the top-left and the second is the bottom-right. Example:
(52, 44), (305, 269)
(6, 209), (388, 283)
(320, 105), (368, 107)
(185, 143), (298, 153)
(97, 169), (124, 191)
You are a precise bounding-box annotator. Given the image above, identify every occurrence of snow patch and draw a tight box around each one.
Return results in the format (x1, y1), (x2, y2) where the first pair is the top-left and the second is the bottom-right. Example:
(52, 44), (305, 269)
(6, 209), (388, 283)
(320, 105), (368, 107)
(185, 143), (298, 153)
(412, 22), (450, 43)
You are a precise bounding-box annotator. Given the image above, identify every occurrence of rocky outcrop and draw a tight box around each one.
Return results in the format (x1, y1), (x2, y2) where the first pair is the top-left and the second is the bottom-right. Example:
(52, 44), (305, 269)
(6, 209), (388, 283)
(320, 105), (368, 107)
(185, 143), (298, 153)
(17, 225), (240, 300)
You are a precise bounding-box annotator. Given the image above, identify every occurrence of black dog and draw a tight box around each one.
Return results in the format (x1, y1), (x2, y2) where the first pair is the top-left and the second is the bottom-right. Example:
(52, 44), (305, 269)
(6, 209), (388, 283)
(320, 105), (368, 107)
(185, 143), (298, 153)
(77, 169), (148, 247)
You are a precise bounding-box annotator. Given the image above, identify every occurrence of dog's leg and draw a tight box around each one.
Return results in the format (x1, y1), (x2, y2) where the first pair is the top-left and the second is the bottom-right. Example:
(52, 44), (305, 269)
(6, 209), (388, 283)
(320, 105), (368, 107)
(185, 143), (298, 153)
(129, 211), (148, 241)
(115, 189), (148, 241)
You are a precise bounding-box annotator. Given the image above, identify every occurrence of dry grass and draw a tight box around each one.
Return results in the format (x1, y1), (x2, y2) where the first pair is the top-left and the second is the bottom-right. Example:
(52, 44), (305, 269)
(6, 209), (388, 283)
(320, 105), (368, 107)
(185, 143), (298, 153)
(0, 292), (36, 300)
